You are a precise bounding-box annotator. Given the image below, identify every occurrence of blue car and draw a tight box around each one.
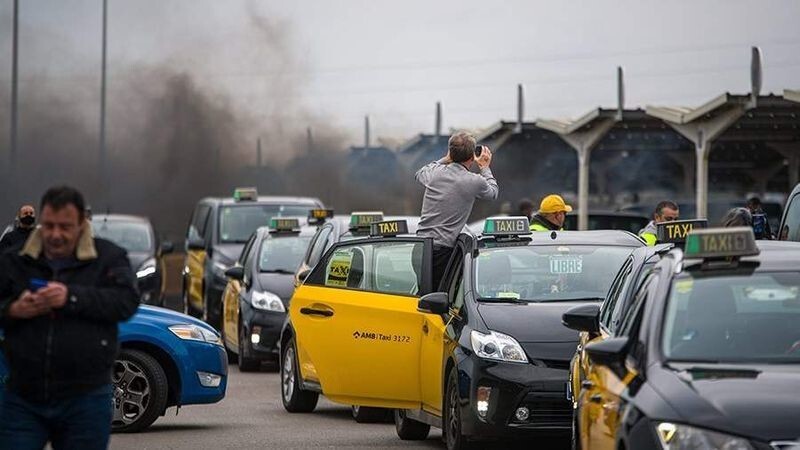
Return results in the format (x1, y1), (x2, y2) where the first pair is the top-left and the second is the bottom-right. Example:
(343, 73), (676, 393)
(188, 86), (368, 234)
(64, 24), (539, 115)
(0, 305), (228, 433)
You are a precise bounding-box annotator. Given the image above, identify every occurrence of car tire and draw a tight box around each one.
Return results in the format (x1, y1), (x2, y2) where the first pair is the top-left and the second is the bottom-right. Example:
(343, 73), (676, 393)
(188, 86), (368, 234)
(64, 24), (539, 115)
(238, 324), (260, 372)
(351, 405), (391, 423)
(394, 409), (430, 440)
(112, 349), (169, 433)
(572, 408), (582, 450)
(444, 369), (474, 450)
(280, 337), (318, 413)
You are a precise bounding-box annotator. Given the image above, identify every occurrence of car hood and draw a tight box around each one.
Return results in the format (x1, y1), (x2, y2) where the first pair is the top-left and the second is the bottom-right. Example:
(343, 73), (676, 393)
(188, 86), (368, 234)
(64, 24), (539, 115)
(477, 301), (593, 343)
(212, 244), (243, 264)
(127, 252), (152, 270)
(127, 305), (217, 332)
(255, 273), (296, 304)
(651, 363), (800, 442)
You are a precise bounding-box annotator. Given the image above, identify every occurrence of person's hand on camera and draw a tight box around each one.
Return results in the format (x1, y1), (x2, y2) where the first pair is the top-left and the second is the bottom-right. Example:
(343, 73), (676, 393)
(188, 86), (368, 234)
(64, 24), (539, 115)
(8, 290), (52, 319)
(476, 146), (492, 169)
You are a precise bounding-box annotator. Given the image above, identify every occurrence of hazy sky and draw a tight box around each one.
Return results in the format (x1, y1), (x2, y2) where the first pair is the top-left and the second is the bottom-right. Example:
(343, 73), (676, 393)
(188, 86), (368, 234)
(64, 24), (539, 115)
(2, 0), (800, 145)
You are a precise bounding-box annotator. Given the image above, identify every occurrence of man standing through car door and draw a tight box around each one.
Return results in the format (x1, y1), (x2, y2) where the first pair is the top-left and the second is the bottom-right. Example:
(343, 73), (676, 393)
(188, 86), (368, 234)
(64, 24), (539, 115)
(415, 131), (498, 290)
(0, 186), (139, 450)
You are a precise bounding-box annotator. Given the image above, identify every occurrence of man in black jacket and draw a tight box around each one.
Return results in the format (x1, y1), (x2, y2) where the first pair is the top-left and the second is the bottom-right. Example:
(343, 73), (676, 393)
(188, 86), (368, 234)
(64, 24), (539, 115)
(0, 186), (139, 450)
(0, 204), (37, 254)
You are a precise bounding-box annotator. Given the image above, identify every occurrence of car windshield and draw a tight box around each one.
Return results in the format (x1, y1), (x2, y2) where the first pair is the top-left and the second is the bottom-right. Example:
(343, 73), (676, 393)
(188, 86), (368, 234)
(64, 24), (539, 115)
(219, 205), (312, 243)
(663, 271), (800, 364)
(92, 220), (153, 253)
(475, 245), (633, 302)
(258, 235), (313, 273)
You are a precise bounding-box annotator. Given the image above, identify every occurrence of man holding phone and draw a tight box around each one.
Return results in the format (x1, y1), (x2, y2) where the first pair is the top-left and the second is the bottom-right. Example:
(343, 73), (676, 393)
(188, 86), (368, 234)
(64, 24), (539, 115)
(0, 186), (139, 450)
(415, 131), (498, 289)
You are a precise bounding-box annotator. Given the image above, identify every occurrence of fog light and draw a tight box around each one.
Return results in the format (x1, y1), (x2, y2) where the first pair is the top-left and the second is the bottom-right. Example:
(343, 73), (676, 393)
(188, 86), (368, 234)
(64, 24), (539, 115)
(197, 371), (222, 387)
(515, 406), (530, 422)
(476, 386), (492, 418)
(250, 333), (261, 344)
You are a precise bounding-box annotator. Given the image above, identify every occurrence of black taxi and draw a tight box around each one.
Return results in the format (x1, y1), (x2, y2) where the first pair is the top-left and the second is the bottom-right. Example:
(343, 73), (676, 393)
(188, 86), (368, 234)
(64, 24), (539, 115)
(279, 216), (641, 449)
(569, 227), (800, 449)
(220, 218), (317, 371)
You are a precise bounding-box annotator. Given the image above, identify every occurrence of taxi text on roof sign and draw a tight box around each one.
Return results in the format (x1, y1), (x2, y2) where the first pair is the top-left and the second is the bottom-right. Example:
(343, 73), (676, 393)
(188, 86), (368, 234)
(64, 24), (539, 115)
(309, 209), (334, 221)
(483, 216), (532, 236)
(270, 218), (300, 232)
(370, 220), (409, 237)
(233, 187), (258, 201)
(684, 227), (759, 259)
(656, 219), (707, 244)
(349, 212), (384, 229)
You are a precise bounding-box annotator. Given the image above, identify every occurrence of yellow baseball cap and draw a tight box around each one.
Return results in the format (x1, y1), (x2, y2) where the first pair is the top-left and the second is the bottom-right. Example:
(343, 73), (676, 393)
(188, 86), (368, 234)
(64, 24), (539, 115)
(539, 194), (573, 214)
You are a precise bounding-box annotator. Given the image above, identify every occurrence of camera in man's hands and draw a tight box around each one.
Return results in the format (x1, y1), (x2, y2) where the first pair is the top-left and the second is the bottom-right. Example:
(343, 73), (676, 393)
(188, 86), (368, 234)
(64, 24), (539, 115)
(474, 145), (484, 157)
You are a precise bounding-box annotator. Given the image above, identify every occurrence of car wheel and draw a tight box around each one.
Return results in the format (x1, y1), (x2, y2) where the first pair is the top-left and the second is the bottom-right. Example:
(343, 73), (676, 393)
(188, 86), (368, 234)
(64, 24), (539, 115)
(444, 369), (474, 450)
(238, 324), (260, 372)
(394, 408), (430, 440)
(112, 349), (169, 433)
(351, 405), (391, 423)
(280, 337), (318, 413)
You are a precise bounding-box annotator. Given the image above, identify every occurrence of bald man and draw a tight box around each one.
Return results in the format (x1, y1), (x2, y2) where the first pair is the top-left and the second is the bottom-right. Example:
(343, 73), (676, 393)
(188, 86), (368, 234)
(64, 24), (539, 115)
(0, 205), (37, 254)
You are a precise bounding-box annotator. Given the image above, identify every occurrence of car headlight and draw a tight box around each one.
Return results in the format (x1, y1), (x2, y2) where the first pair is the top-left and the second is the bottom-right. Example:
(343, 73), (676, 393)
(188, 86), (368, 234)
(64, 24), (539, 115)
(656, 422), (753, 450)
(251, 291), (285, 312)
(470, 330), (527, 363)
(169, 324), (223, 346)
(136, 257), (157, 279)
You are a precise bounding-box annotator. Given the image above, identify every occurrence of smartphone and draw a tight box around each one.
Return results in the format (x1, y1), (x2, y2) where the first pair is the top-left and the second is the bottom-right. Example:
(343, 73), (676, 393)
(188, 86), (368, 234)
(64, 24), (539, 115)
(29, 278), (48, 292)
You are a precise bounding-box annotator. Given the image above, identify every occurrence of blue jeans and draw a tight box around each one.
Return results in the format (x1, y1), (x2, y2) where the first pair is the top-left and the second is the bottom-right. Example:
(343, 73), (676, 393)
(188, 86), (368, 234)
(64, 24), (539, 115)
(0, 384), (113, 450)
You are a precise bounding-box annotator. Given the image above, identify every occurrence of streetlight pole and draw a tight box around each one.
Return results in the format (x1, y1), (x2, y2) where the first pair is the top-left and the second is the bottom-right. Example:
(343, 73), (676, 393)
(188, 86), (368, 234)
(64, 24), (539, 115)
(99, 0), (108, 178)
(10, 0), (19, 171)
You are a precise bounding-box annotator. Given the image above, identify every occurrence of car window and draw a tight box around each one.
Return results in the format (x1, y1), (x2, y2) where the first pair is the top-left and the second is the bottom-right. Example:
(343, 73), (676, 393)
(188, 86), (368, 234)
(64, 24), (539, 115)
(218, 204), (312, 244)
(599, 258), (633, 332)
(313, 240), (424, 297)
(239, 234), (256, 265)
(259, 235), (313, 273)
(307, 226), (333, 267)
(92, 220), (153, 253)
(189, 204), (211, 241)
(447, 258), (464, 312)
(474, 245), (633, 302)
(781, 193), (800, 241)
(619, 272), (656, 337)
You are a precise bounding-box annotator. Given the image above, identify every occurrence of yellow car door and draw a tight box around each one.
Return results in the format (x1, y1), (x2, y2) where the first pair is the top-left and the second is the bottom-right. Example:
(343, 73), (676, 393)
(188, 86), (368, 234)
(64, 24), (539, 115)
(290, 237), (432, 409)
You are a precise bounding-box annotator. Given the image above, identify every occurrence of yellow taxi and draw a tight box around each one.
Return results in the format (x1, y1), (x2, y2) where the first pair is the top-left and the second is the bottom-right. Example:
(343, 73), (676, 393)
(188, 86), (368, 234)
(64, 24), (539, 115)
(182, 187), (322, 329)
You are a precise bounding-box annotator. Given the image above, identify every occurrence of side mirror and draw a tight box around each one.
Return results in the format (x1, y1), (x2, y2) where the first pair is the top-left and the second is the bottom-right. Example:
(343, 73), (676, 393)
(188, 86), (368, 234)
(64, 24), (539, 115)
(585, 336), (630, 378)
(297, 268), (311, 284)
(418, 292), (449, 315)
(160, 240), (175, 255)
(186, 236), (205, 251)
(225, 266), (245, 281)
(562, 303), (601, 334)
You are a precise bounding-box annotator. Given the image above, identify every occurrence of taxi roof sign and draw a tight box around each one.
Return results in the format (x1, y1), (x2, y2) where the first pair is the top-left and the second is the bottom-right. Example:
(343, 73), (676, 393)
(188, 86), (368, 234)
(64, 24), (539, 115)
(269, 218), (301, 232)
(370, 220), (409, 237)
(684, 227), (759, 260)
(349, 212), (384, 230)
(233, 187), (258, 202)
(308, 209), (334, 224)
(656, 219), (707, 244)
(483, 216), (532, 237)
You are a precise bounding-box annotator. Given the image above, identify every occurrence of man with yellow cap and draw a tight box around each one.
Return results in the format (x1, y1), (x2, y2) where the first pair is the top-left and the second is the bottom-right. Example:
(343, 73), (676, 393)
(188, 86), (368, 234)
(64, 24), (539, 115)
(530, 194), (572, 231)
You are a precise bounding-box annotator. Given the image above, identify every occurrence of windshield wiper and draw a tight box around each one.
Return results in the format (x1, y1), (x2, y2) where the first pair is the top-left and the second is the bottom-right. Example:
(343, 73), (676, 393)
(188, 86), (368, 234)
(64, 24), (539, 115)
(544, 297), (605, 303)
(260, 269), (295, 274)
(477, 297), (525, 304)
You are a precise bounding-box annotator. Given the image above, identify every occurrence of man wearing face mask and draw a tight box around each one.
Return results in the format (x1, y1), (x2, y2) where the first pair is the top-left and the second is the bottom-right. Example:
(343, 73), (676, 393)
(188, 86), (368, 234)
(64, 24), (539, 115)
(0, 205), (37, 254)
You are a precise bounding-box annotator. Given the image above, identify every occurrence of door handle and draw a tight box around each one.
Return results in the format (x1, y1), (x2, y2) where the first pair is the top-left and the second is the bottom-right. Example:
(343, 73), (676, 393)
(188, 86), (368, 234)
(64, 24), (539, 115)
(300, 307), (334, 317)
(589, 394), (603, 404)
(581, 380), (594, 389)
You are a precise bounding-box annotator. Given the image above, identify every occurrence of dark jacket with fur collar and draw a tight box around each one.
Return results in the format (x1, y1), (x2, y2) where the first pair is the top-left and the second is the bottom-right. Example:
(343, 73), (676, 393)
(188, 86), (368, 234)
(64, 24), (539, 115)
(0, 226), (139, 402)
